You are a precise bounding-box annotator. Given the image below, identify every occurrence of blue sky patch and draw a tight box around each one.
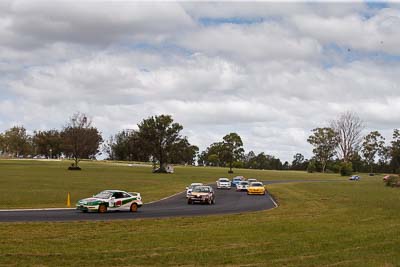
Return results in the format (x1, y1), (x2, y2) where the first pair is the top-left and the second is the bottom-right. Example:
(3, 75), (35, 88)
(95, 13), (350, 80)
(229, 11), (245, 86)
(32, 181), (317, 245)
(365, 1), (388, 10)
(199, 17), (266, 26)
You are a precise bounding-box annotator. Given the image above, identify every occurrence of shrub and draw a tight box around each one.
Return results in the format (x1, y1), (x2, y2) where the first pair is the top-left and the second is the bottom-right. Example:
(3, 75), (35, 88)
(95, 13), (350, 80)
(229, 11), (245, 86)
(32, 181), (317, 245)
(385, 175), (400, 187)
(307, 160), (316, 173)
(68, 163), (81, 171)
(232, 161), (244, 168)
(340, 162), (353, 176)
(331, 162), (341, 173)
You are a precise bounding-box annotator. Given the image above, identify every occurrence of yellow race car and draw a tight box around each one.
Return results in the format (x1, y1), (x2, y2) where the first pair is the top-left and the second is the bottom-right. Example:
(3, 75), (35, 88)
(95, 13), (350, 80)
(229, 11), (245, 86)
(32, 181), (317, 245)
(247, 182), (266, 195)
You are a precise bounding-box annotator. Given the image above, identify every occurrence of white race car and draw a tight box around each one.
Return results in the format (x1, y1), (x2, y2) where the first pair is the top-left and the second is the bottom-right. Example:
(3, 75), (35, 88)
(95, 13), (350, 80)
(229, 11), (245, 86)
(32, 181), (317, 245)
(216, 178), (231, 189)
(76, 190), (143, 213)
(186, 183), (203, 198)
(236, 181), (249, 191)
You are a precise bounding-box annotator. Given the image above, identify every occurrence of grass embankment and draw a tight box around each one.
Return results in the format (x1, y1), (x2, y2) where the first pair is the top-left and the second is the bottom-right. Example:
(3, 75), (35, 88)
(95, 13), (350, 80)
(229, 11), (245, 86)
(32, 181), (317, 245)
(0, 159), (340, 208)
(1, 177), (400, 266)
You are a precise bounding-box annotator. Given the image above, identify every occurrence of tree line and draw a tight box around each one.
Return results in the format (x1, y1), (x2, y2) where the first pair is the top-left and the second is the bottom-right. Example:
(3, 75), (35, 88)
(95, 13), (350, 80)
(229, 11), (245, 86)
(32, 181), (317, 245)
(1, 111), (399, 174)
(0, 112), (286, 172)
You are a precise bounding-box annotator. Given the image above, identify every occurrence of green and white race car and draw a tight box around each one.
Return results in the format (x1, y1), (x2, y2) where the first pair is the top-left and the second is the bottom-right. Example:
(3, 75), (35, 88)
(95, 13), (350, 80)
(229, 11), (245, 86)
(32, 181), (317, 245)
(76, 190), (143, 213)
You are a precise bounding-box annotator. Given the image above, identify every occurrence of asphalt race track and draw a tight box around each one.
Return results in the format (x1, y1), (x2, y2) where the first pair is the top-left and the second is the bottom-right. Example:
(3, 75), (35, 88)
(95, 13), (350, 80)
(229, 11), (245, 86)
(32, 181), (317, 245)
(0, 184), (277, 223)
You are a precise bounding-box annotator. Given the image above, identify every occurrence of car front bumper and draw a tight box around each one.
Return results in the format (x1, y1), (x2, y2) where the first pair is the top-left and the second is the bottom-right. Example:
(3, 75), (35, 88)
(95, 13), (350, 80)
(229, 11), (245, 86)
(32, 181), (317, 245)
(247, 190), (265, 195)
(236, 187), (248, 191)
(76, 205), (99, 212)
(188, 196), (211, 203)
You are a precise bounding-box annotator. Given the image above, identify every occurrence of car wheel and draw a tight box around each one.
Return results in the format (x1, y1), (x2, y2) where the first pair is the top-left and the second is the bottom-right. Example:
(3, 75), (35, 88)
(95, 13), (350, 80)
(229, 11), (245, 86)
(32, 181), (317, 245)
(130, 203), (138, 212)
(208, 198), (212, 205)
(187, 199), (192, 205)
(212, 198), (215, 205)
(98, 204), (107, 213)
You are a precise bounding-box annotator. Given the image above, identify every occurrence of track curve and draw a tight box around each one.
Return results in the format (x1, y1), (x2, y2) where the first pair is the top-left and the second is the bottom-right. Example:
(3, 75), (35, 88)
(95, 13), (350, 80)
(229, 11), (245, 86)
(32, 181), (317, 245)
(0, 184), (276, 223)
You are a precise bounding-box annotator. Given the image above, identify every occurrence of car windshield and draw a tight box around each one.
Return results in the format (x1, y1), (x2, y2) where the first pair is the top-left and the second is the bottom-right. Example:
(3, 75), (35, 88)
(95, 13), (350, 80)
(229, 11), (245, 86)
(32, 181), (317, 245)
(240, 181), (249, 185)
(189, 184), (202, 189)
(219, 179), (229, 182)
(193, 187), (210, 193)
(233, 178), (241, 181)
(251, 183), (263, 187)
(94, 191), (113, 199)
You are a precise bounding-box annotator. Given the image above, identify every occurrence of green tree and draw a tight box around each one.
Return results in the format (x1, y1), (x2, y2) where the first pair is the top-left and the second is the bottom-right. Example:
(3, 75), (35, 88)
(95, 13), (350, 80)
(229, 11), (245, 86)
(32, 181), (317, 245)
(137, 115), (184, 172)
(197, 151), (207, 166)
(283, 161), (290, 170)
(169, 138), (199, 165)
(390, 129), (400, 173)
(0, 133), (5, 155)
(108, 130), (149, 162)
(207, 154), (220, 166)
(377, 145), (391, 172)
(291, 153), (307, 170)
(202, 142), (226, 166)
(222, 133), (244, 173)
(61, 113), (103, 169)
(351, 151), (364, 173)
(244, 151), (256, 168)
(307, 127), (338, 173)
(361, 131), (385, 173)
(3, 126), (31, 157)
(307, 160), (316, 173)
(33, 129), (62, 158)
(340, 161), (353, 176)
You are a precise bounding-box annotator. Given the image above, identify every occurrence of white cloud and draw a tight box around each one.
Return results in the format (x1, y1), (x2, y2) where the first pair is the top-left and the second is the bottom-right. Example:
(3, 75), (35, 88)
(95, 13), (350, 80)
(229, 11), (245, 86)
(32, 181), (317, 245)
(183, 2), (368, 19)
(292, 8), (400, 55)
(176, 22), (322, 62)
(1, 0), (195, 49)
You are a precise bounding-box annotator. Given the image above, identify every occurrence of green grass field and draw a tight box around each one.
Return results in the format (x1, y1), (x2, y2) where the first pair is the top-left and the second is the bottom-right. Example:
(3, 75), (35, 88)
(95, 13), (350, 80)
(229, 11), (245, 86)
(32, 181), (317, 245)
(1, 160), (399, 266)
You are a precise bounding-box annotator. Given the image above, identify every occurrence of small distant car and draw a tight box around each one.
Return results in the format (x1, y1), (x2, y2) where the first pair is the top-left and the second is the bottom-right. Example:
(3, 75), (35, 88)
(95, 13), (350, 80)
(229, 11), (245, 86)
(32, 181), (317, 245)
(186, 183), (203, 198)
(216, 178), (231, 189)
(247, 182), (266, 195)
(76, 190), (143, 213)
(247, 178), (257, 184)
(349, 175), (360, 181)
(187, 186), (215, 205)
(236, 181), (249, 191)
(231, 176), (244, 187)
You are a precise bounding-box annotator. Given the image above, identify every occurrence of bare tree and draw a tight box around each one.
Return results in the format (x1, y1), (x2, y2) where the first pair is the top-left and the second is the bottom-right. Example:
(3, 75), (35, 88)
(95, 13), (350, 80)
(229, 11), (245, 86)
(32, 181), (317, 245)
(331, 111), (364, 162)
(61, 113), (103, 169)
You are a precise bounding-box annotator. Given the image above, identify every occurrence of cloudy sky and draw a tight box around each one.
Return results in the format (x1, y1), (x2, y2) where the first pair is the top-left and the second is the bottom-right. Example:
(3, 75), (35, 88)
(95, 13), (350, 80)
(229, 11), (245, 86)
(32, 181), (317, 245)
(1, 1), (400, 161)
